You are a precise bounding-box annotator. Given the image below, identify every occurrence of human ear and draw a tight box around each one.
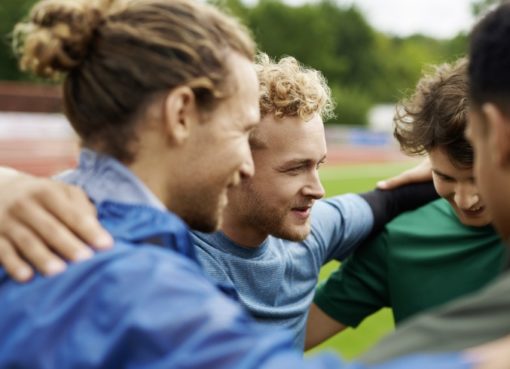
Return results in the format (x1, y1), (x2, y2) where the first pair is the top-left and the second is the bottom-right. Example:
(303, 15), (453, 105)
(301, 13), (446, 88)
(162, 86), (198, 145)
(483, 103), (510, 169)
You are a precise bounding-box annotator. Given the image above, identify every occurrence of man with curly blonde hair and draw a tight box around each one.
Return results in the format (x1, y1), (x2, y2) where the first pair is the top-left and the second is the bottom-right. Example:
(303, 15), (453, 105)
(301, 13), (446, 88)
(0, 53), (435, 350)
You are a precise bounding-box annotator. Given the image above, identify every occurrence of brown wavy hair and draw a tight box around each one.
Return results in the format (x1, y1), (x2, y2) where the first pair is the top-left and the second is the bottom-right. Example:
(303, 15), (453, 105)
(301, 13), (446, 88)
(13, 0), (255, 162)
(394, 57), (472, 167)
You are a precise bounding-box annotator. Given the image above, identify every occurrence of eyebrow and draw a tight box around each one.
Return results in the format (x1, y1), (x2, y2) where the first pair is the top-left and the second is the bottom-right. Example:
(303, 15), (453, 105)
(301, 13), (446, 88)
(277, 155), (327, 170)
(432, 169), (454, 179)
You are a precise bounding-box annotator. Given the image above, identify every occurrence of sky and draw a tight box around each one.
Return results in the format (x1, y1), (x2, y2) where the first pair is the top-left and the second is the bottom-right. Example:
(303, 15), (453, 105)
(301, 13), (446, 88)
(285, 0), (477, 39)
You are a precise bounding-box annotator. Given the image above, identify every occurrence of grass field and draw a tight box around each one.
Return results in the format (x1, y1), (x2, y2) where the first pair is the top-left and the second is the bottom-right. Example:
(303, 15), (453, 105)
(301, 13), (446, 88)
(308, 161), (417, 360)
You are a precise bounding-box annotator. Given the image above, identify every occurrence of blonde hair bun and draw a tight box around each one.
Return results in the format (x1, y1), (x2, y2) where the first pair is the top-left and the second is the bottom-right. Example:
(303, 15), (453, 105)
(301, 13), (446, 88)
(13, 0), (108, 78)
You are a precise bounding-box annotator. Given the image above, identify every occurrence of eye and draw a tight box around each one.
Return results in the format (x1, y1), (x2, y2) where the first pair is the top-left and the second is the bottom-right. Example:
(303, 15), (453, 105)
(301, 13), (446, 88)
(438, 174), (455, 182)
(286, 166), (304, 174)
(280, 164), (308, 176)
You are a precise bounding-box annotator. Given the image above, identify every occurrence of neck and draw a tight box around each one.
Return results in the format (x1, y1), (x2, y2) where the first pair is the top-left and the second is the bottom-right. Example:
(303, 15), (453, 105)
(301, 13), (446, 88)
(128, 153), (169, 207)
(221, 206), (268, 248)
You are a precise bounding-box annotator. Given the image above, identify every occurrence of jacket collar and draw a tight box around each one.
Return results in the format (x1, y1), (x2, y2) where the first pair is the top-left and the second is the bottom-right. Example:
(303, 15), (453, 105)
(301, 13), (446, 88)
(97, 201), (197, 263)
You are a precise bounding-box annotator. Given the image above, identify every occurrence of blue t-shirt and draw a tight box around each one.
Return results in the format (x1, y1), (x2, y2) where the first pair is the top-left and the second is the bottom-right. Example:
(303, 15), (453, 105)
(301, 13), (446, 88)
(192, 193), (374, 348)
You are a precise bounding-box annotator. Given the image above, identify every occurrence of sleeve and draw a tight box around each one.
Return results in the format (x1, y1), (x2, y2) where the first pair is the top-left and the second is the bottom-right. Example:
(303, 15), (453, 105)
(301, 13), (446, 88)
(313, 232), (390, 328)
(359, 181), (438, 238)
(310, 193), (374, 263)
(12, 248), (345, 369)
(360, 271), (510, 365)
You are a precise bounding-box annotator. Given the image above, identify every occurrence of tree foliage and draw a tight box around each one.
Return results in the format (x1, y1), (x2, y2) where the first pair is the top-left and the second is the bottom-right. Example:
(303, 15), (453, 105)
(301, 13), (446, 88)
(212, 0), (468, 124)
(1, 0), (469, 125)
(0, 0), (37, 81)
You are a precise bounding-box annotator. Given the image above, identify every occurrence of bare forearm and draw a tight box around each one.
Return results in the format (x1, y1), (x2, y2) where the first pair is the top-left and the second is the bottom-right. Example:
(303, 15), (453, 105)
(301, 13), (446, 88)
(305, 303), (347, 350)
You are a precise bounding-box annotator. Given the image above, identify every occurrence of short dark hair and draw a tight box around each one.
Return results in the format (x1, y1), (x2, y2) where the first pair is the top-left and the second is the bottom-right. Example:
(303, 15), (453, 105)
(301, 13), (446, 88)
(394, 58), (473, 168)
(469, 1), (510, 116)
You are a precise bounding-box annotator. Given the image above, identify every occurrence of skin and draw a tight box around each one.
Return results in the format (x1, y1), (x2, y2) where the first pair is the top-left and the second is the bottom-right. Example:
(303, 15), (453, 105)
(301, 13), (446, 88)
(0, 168), (112, 281)
(463, 102), (510, 369)
(377, 159), (432, 190)
(466, 104), (510, 241)
(429, 148), (491, 227)
(466, 335), (510, 369)
(222, 114), (327, 247)
(131, 52), (260, 233)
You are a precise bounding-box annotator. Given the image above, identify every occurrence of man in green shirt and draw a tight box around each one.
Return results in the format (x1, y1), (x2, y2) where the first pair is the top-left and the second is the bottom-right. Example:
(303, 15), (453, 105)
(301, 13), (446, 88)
(305, 58), (509, 349)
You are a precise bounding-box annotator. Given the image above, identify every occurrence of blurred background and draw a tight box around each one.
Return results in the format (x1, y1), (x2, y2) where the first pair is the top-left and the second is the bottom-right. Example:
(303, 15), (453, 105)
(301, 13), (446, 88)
(0, 0), (500, 360)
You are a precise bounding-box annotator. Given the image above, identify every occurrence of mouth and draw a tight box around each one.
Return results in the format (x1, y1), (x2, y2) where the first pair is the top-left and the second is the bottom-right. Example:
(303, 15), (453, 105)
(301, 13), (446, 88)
(460, 204), (485, 217)
(291, 205), (313, 219)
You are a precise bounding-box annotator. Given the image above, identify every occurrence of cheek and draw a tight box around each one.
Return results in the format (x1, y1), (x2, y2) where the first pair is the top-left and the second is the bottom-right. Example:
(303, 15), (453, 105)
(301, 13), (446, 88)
(262, 176), (305, 205)
(432, 178), (453, 199)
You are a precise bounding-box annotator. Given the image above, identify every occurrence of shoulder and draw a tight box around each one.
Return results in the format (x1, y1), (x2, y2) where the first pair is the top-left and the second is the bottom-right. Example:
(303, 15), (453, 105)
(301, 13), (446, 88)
(392, 198), (451, 223)
(312, 194), (371, 227)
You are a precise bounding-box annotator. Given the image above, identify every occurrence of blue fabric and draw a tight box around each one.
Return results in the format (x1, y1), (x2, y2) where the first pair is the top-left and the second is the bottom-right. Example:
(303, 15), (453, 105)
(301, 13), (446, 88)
(0, 150), (476, 369)
(56, 148), (165, 210)
(0, 201), (339, 368)
(193, 194), (373, 348)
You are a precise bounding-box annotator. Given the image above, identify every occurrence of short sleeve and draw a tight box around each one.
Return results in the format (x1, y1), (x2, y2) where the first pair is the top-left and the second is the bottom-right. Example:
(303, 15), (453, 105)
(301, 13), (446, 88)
(310, 194), (374, 263)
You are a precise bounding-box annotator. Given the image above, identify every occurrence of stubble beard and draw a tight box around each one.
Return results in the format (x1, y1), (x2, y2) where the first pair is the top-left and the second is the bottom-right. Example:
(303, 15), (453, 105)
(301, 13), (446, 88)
(241, 188), (311, 242)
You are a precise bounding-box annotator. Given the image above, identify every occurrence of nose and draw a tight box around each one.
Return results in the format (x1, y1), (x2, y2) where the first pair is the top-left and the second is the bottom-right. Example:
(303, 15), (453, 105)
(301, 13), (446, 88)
(302, 170), (325, 200)
(453, 183), (480, 210)
(239, 149), (255, 180)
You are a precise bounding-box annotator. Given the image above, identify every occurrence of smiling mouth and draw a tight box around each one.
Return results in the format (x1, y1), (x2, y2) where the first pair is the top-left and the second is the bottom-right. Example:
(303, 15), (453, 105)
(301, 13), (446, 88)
(291, 205), (312, 219)
(461, 205), (485, 217)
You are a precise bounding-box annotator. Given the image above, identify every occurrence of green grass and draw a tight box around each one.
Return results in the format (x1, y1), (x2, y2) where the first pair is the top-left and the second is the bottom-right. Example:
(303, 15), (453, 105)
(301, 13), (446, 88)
(308, 161), (416, 360)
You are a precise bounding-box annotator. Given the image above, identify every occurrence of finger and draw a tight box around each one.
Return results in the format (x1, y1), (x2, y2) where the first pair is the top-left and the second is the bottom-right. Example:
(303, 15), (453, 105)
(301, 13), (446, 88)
(38, 185), (113, 250)
(0, 237), (34, 282)
(5, 222), (67, 277)
(377, 172), (412, 190)
(60, 184), (97, 217)
(12, 202), (94, 262)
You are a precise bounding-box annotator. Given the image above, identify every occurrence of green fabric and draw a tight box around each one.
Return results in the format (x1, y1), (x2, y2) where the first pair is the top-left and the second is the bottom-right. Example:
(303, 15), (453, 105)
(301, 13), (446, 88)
(314, 198), (508, 328)
(360, 270), (510, 363)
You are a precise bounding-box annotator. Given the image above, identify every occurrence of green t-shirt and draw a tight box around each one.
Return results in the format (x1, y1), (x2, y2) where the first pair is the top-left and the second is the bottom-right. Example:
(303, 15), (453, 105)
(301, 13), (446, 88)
(314, 198), (508, 327)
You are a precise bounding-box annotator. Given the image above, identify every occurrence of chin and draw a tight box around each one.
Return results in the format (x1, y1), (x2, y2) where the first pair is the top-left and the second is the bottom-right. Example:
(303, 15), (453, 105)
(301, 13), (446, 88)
(273, 223), (311, 242)
(184, 212), (222, 233)
(457, 213), (492, 228)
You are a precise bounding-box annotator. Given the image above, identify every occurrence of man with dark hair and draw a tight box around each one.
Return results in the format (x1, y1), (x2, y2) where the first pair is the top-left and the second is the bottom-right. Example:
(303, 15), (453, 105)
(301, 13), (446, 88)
(305, 58), (507, 349)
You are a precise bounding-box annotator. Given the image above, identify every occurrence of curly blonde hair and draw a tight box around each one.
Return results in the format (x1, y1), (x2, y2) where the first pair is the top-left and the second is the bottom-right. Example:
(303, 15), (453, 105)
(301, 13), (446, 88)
(13, 0), (255, 162)
(255, 53), (334, 122)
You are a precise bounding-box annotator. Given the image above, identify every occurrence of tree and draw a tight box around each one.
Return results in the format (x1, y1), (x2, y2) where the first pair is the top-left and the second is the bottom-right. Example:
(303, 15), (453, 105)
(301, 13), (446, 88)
(471, 0), (501, 16)
(0, 0), (37, 80)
